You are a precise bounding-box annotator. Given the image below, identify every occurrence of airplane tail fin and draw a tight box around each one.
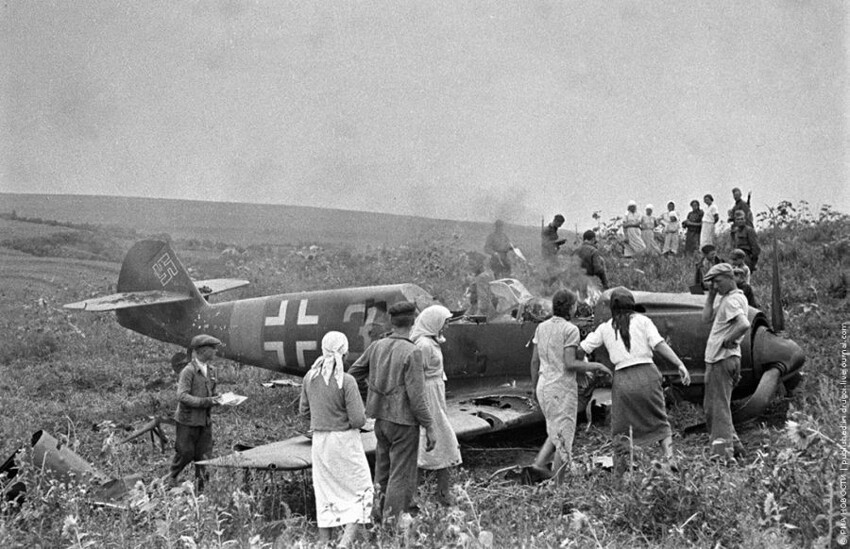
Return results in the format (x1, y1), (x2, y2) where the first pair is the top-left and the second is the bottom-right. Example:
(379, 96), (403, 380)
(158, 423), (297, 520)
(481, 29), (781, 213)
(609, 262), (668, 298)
(117, 240), (203, 298)
(64, 240), (207, 345)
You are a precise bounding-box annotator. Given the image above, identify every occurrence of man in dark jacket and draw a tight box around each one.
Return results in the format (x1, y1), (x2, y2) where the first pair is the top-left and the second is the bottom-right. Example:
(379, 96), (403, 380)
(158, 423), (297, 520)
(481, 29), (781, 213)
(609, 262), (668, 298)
(694, 245), (724, 292)
(168, 334), (221, 489)
(575, 230), (609, 289)
(727, 187), (754, 227)
(730, 210), (761, 270)
(541, 215), (567, 293)
(349, 302), (436, 524)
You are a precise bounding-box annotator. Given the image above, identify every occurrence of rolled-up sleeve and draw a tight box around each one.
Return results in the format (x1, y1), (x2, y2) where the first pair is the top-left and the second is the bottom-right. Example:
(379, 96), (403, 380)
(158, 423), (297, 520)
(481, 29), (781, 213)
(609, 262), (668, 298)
(580, 326), (604, 355)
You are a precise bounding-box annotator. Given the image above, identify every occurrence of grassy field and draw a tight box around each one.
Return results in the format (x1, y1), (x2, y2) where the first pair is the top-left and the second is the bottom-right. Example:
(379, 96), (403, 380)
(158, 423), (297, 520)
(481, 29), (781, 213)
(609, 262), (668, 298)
(0, 199), (847, 548)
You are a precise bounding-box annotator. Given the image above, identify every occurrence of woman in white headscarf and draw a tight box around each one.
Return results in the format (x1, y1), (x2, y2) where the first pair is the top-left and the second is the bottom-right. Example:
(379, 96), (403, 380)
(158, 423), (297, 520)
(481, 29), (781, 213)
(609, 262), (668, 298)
(410, 304), (462, 505)
(622, 201), (646, 258)
(299, 331), (373, 548)
(641, 204), (661, 256)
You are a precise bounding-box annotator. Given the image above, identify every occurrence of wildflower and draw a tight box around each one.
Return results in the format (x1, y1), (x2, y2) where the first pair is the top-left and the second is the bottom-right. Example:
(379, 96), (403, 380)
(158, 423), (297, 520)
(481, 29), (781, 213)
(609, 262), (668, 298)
(569, 509), (590, 531)
(478, 530), (494, 548)
(61, 514), (78, 539)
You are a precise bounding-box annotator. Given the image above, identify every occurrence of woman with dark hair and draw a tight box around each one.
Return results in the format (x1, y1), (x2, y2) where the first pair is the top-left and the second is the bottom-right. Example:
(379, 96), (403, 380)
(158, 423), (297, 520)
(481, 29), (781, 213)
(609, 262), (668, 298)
(701, 194), (719, 250)
(683, 200), (704, 255)
(530, 289), (609, 483)
(580, 288), (691, 472)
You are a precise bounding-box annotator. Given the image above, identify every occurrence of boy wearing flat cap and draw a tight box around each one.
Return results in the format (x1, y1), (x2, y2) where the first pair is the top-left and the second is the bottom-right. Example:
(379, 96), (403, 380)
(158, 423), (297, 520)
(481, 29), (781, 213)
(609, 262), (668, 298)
(701, 264), (750, 461)
(349, 301), (436, 525)
(168, 334), (222, 489)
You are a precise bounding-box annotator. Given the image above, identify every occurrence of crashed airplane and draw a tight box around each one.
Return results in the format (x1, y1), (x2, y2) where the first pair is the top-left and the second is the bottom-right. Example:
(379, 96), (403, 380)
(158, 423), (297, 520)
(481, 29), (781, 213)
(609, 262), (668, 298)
(65, 240), (805, 470)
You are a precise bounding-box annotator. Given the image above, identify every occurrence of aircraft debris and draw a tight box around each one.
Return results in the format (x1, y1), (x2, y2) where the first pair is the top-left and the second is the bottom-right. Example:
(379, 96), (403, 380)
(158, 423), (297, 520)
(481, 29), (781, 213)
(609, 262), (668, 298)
(1, 430), (140, 504)
(119, 416), (174, 452)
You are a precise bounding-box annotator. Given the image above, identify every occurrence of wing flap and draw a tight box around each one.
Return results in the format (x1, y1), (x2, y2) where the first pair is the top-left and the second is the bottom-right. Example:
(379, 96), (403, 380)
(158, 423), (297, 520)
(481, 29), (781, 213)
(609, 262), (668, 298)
(64, 291), (193, 311)
(194, 278), (250, 296)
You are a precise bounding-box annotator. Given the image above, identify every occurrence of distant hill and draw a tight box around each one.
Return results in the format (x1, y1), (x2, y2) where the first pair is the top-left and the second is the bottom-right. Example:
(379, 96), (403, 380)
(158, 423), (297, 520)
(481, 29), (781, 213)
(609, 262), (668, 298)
(2, 193), (578, 261)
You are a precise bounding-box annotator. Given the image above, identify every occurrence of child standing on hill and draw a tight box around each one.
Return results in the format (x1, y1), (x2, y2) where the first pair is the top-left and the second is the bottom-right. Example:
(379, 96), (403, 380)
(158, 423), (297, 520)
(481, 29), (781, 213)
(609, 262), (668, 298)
(300, 332), (373, 548)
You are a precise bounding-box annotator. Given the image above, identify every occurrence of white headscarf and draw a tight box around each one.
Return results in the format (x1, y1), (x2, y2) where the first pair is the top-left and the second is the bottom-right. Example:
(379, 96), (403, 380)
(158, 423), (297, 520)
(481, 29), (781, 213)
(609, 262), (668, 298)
(409, 305), (452, 344)
(308, 331), (349, 388)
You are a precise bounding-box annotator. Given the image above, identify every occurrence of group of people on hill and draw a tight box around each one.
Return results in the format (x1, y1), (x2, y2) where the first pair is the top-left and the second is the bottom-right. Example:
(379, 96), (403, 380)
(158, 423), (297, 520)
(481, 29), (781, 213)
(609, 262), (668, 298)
(481, 188), (761, 305)
(621, 188), (759, 262)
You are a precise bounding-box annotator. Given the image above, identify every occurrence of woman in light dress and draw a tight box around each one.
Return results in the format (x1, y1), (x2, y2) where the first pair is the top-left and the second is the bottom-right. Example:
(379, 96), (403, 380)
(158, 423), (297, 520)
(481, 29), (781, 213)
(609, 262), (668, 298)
(411, 305), (462, 505)
(660, 201), (680, 256)
(700, 194), (719, 250)
(641, 205), (661, 256)
(529, 290), (609, 483)
(300, 332), (373, 548)
(622, 201), (646, 258)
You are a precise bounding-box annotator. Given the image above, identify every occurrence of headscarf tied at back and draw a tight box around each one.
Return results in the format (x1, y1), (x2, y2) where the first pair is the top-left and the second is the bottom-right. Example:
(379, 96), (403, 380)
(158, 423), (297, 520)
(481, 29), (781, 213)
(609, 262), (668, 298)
(308, 331), (349, 388)
(610, 288), (637, 352)
(409, 305), (452, 344)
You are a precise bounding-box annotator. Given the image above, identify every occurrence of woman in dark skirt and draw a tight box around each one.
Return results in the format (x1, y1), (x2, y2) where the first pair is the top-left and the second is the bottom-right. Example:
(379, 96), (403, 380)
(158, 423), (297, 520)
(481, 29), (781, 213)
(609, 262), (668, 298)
(580, 288), (691, 471)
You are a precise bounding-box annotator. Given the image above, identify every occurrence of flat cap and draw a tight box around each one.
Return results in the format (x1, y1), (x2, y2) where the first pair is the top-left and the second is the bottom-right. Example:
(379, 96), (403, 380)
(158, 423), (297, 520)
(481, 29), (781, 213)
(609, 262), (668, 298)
(700, 244), (716, 254)
(388, 301), (417, 317)
(703, 263), (734, 283)
(730, 248), (746, 259)
(190, 334), (222, 349)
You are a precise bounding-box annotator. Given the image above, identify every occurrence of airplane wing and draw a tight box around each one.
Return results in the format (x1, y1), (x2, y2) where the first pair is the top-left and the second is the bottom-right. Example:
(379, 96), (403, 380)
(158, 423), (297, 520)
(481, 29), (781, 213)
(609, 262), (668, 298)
(64, 291), (194, 311)
(198, 383), (542, 470)
(194, 278), (249, 296)
(64, 279), (248, 311)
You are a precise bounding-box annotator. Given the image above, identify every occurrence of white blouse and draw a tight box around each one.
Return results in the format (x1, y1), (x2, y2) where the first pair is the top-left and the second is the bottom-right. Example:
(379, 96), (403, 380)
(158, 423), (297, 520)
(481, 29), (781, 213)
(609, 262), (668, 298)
(579, 314), (664, 371)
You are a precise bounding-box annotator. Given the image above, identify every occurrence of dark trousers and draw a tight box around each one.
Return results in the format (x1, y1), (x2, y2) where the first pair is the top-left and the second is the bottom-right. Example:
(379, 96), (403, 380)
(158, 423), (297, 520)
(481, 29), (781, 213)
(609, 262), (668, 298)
(169, 423), (213, 489)
(704, 357), (741, 458)
(374, 419), (420, 522)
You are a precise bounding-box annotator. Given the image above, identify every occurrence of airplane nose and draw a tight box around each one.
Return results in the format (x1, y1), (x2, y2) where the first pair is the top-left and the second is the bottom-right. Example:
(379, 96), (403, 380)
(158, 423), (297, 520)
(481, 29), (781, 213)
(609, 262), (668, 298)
(752, 327), (806, 378)
(733, 327), (807, 424)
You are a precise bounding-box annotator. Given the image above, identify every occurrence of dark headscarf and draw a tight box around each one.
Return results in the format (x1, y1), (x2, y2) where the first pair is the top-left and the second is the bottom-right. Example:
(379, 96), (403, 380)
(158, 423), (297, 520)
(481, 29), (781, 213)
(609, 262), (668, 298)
(610, 288), (637, 351)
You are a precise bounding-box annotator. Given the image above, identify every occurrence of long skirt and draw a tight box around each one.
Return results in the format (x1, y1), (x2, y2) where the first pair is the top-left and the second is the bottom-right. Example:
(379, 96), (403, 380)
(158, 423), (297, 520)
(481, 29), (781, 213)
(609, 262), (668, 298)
(641, 229), (661, 255)
(536, 373), (578, 461)
(419, 378), (462, 469)
(623, 228), (646, 258)
(699, 222), (716, 250)
(312, 430), (374, 528)
(684, 231), (700, 255)
(611, 363), (671, 447)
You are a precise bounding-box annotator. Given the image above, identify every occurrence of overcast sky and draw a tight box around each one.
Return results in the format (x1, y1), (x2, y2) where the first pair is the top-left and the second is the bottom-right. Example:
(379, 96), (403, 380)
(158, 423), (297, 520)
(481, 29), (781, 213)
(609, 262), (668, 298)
(1, 1), (846, 226)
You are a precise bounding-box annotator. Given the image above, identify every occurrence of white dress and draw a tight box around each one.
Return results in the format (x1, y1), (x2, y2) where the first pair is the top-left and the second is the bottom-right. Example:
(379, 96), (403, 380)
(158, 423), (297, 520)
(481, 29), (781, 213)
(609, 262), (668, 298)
(417, 337), (463, 470)
(700, 203), (718, 249)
